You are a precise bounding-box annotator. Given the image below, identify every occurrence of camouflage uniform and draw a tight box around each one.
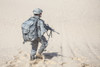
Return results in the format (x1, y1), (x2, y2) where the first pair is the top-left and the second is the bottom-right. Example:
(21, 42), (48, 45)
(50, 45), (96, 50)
(31, 35), (48, 59)
(30, 9), (48, 60)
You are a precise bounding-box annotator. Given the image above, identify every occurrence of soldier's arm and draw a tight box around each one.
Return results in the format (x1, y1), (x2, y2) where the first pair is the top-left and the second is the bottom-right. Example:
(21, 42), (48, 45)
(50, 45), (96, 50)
(39, 20), (47, 36)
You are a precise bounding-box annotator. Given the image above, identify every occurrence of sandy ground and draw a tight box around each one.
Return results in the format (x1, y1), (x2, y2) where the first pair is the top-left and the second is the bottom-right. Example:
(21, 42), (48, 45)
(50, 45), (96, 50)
(0, 0), (100, 67)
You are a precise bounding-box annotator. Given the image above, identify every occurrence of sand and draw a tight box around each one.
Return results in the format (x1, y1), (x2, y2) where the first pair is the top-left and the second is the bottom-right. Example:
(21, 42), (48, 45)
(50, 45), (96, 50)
(0, 0), (100, 67)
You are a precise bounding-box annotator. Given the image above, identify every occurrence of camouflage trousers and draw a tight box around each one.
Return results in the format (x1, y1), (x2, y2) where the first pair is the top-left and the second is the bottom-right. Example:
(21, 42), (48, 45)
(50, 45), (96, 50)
(30, 36), (48, 58)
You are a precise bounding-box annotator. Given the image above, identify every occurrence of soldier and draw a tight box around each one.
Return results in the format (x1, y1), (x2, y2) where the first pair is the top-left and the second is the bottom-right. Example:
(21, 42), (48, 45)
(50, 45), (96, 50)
(22, 8), (59, 60)
(30, 8), (48, 60)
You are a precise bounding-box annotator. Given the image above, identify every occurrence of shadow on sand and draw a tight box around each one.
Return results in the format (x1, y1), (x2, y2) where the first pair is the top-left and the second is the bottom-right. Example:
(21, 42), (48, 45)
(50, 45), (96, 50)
(43, 52), (61, 59)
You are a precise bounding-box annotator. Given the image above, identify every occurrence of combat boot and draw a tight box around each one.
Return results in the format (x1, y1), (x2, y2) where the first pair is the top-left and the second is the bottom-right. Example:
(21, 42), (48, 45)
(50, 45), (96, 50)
(36, 53), (43, 59)
(30, 55), (36, 61)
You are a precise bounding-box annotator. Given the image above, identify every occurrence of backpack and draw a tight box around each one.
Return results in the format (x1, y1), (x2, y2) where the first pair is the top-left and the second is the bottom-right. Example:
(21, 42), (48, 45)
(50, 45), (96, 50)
(21, 17), (38, 43)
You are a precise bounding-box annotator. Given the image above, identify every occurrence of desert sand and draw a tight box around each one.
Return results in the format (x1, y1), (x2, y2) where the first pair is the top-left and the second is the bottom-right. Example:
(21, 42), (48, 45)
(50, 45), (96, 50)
(0, 0), (100, 67)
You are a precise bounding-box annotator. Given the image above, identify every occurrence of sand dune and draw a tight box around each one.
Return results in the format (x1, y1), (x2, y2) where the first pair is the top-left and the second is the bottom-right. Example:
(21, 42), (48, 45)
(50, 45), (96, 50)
(0, 0), (100, 67)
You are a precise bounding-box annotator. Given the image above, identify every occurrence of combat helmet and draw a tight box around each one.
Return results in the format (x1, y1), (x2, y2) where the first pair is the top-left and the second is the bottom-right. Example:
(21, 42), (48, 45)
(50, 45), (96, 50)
(33, 8), (43, 14)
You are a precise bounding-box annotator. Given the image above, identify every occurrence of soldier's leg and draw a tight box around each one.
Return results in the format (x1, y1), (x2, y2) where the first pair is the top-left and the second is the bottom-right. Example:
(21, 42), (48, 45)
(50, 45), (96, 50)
(38, 36), (48, 55)
(30, 40), (39, 60)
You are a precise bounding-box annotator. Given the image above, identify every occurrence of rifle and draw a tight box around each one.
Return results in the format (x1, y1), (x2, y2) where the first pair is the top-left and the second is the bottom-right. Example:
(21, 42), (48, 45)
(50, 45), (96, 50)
(45, 24), (59, 38)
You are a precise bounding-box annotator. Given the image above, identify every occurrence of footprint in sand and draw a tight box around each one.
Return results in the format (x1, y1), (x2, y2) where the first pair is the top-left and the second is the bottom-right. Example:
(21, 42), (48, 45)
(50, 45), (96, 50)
(81, 63), (90, 67)
(5, 51), (30, 67)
